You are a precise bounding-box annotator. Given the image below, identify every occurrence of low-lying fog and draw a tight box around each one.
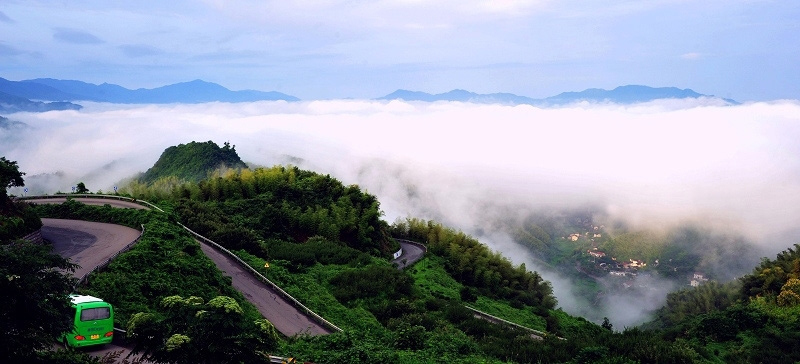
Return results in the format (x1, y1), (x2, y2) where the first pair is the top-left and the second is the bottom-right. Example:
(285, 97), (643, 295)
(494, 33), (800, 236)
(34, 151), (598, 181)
(4, 98), (800, 327)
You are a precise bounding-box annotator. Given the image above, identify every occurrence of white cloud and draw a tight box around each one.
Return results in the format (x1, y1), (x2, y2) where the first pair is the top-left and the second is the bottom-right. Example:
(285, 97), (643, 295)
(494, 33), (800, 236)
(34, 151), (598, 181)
(52, 28), (104, 44)
(5, 99), (800, 246)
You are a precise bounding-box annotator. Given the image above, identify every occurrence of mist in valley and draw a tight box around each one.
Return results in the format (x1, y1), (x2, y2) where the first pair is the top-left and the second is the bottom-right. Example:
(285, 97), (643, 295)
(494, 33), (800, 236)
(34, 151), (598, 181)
(3, 98), (800, 327)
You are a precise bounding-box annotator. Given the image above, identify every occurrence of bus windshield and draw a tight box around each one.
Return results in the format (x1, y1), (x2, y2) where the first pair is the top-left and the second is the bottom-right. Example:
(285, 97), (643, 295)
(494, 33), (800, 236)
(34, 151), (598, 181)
(80, 307), (111, 321)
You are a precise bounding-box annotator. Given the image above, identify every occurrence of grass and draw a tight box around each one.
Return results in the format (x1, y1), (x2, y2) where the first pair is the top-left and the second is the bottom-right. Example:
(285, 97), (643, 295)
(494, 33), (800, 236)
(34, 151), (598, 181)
(469, 296), (547, 331)
(408, 254), (548, 331)
(234, 250), (384, 332)
(406, 255), (463, 300)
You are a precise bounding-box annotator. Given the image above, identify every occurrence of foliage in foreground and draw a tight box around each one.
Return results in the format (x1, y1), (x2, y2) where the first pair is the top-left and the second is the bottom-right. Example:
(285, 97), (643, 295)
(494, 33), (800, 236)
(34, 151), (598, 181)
(1, 156), (42, 241)
(0, 240), (76, 362)
(127, 295), (279, 364)
(0, 200), (42, 242)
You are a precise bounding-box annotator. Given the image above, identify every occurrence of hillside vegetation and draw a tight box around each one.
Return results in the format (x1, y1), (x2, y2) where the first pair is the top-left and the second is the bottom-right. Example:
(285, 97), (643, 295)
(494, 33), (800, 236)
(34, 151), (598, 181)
(138, 141), (247, 184)
(0, 157), (41, 242)
(644, 244), (800, 363)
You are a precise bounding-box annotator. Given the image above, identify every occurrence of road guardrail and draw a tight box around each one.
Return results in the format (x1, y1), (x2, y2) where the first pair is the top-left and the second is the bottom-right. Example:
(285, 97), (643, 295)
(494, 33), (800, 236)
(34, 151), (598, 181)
(24, 194), (343, 334)
(19, 194), (165, 212)
(179, 223), (343, 333)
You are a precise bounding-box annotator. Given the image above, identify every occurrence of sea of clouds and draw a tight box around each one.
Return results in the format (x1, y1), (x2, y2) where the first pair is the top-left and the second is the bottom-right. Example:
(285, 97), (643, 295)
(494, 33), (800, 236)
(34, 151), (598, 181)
(3, 98), (800, 327)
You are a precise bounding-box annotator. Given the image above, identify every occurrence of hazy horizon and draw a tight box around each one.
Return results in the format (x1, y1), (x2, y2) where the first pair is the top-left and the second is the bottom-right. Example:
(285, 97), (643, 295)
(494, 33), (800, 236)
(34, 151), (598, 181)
(2, 1), (798, 101)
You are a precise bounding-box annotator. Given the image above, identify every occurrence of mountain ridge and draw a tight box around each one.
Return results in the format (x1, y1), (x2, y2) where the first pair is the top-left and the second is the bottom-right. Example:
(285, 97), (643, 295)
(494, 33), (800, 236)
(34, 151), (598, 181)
(379, 85), (738, 105)
(0, 77), (299, 105)
(0, 89), (82, 113)
(0, 76), (739, 112)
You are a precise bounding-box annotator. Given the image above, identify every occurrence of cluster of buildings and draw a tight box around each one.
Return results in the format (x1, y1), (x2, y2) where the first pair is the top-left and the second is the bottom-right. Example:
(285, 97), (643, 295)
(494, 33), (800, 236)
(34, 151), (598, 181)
(689, 273), (709, 287)
(568, 225), (712, 287)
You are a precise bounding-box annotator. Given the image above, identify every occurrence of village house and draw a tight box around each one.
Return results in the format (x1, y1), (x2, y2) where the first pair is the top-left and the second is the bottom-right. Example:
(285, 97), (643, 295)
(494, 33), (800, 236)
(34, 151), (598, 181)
(690, 273), (709, 287)
(588, 250), (606, 258)
(629, 259), (646, 268)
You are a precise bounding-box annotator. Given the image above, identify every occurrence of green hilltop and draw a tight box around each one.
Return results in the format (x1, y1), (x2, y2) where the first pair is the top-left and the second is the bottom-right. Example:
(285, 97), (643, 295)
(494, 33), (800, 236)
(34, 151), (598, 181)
(139, 140), (247, 184)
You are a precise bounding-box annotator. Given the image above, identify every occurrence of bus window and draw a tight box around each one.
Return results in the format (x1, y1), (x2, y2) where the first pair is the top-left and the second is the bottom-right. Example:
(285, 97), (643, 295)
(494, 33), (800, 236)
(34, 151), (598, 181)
(80, 307), (111, 321)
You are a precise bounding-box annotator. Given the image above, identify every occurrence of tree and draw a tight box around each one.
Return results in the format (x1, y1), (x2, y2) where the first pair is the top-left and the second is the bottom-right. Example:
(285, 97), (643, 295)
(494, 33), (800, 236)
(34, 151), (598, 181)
(601, 317), (613, 331)
(0, 241), (77, 361)
(1, 156), (25, 199)
(778, 278), (800, 306)
(127, 295), (279, 364)
(75, 182), (89, 194)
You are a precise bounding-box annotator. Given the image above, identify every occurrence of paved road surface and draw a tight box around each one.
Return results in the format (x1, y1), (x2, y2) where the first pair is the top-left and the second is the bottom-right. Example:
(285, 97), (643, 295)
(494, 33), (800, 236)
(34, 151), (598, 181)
(198, 243), (332, 336)
(393, 240), (426, 269)
(41, 218), (144, 360)
(42, 218), (141, 281)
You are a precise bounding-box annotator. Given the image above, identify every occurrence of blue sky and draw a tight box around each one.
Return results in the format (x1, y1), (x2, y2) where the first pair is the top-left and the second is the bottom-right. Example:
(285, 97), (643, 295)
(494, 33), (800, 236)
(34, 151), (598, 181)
(1, 0), (798, 100)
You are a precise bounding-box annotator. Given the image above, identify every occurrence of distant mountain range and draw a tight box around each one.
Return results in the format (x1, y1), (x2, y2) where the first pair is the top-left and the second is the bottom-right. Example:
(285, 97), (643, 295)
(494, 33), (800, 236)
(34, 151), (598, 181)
(378, 89), (539, 104)
(0, 77), (299, 112)
(0, 76), (738, 114)
(0, 89), (82, 113)
(378, 85), (738, 105)
(0, 115), (27, 129)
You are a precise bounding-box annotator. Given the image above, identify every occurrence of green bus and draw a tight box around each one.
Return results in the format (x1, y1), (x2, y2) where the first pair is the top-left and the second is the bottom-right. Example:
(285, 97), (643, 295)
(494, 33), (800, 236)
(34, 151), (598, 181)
(63, 294), (114, 347)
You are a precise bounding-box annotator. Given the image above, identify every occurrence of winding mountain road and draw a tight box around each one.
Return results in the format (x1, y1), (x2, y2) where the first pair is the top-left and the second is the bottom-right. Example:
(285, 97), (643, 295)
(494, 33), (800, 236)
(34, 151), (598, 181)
(392, 239), (427, 269)
(42, 218), (141, 281)
(197, 242), (331, 335)
(32, 197), (331, 336)
(42, 219), (143, 360)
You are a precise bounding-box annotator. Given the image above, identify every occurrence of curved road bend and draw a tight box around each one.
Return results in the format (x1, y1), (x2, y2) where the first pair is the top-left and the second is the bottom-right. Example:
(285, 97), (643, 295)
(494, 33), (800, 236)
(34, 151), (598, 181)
(42, 219), (142, 286)
(35, 197), (332, 336)
(41, 218), (143, 359)
(392, 241), (426, 269)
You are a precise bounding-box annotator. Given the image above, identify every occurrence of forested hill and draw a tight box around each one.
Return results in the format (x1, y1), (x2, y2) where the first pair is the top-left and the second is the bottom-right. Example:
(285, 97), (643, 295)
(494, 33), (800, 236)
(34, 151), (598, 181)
(139, 141), (247, 184)
(641, 243), (800, 362)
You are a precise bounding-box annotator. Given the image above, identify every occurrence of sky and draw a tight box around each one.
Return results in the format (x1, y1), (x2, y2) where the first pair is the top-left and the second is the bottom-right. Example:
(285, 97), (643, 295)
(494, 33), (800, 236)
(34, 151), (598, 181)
(1, 0), (799, 101)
